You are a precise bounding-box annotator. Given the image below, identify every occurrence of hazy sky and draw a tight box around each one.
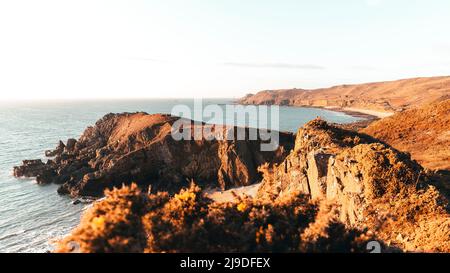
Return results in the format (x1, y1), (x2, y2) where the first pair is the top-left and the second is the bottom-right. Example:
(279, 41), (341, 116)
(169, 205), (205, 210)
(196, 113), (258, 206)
(1, 0), (449, 100)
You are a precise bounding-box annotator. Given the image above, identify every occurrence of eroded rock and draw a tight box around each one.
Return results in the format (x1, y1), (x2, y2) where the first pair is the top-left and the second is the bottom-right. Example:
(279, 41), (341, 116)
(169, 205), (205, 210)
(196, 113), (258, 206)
(14, 112), (294, 197)
(257, 118), (426, 226)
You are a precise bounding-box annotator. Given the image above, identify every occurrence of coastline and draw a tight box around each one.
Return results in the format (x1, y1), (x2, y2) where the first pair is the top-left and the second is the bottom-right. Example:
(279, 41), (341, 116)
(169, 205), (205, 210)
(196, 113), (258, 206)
(6, 102), (394, 252)
(317, 106), (386, 120)
(341, 107), (394, 119)
(321, 107), (385, 130)
(235, 100), (394, 125)
(12, 100), (449, 253)
(53, 108), (450, 253)
(300, 105), (397, 130)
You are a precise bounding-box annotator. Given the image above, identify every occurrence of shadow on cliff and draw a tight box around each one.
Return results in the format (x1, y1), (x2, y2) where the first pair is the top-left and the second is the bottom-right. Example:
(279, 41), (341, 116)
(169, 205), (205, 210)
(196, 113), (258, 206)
(13, 112), (294, 197)
(55, 118), (449, 253)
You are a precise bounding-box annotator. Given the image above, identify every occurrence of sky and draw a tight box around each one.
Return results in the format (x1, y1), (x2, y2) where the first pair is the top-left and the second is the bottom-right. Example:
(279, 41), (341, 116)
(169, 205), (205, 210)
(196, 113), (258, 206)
(0, 0), (449, 100)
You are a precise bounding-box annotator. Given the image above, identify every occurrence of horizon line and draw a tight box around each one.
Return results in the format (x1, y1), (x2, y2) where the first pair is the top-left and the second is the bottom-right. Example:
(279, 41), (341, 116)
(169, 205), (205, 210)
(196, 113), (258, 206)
(1, 74), (449, 102)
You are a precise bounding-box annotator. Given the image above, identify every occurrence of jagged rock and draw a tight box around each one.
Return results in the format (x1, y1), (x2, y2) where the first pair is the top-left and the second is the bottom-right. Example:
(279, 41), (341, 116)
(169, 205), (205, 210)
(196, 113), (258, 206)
(65, 138), (77, 153)
(13, 160), (43, 178)
(13, 159), (58, 184)
(217, 140), (258, 189)
(306, 151), (331, 199)
(257, 118), (426, 226)
(13, 112), (294, 197)
(51, 117), (449, 253)
(45, 141), (65, 157)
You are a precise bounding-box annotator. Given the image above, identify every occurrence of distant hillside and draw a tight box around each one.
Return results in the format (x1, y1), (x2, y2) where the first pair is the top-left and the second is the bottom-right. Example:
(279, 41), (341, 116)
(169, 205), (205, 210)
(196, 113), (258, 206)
(239, 76), (450, 114)
(362, 99), (450, 171)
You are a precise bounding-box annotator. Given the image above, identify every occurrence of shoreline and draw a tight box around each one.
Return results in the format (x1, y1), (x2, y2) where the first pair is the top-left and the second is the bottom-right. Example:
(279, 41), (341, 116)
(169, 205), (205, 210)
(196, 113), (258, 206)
(338, 107), (394, 119)
(312, 106), (383, 121)
(235, 101), (393, 123)
(300, 105), (396, 130)
(234, 100), (397, 131)
(321, 107), (383, 130)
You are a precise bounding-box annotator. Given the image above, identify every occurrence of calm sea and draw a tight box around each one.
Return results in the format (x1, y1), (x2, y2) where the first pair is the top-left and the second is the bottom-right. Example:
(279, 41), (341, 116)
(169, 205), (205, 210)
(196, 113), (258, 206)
(0, 99), (361, 252)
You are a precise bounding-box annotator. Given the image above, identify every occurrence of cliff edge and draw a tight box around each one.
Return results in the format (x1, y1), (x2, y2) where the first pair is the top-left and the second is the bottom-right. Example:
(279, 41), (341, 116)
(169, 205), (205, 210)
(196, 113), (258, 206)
(13, 112), (294, 197)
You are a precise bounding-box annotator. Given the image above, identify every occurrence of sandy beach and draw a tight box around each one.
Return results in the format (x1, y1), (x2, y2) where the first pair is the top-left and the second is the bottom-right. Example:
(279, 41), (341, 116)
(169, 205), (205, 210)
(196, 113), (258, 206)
(323, 106), (394, 119)
(343, 107), (395, 119)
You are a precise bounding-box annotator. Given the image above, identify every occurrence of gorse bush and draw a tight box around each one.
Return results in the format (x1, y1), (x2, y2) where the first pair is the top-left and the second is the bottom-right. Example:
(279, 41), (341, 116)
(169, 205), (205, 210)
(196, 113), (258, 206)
(144, 183), (318, 253)
(56, 184), (148, 253)
(56, 183), (372, 253)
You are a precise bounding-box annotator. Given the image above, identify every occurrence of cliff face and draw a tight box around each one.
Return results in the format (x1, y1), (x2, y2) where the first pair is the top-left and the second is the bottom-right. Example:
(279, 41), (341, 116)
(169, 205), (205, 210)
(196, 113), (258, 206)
(257, 119), (424, 225)
(256, 119), (449, 251)
(13, 113), (294, 197)
(361, 99), (450, 171)
(239, 76), (450, 113)
(52, 118), (449, 253)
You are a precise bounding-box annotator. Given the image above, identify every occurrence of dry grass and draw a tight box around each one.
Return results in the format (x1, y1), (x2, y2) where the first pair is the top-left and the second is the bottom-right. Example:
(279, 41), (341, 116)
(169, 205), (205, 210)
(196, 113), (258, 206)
(364, 186), (450, 252)
(56, 183), (373, 253)
(362, 99), (450, 170)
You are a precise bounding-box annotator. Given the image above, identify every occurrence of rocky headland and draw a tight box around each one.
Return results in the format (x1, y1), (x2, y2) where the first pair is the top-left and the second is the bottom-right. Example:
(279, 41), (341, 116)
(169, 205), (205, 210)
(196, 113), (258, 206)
(238, 76), (450, 116)
(14, 112), (294, 197)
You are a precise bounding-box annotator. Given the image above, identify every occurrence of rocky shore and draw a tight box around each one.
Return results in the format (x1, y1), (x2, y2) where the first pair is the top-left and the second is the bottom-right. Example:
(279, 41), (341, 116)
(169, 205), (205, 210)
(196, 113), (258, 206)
(55, 118), (449, 253)
(13, 112), (294, 197)
(12, 101), (450, 253)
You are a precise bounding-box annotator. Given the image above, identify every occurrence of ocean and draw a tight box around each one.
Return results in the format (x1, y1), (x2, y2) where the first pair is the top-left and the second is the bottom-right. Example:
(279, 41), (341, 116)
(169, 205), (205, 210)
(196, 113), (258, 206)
(0, 99), (361, 253)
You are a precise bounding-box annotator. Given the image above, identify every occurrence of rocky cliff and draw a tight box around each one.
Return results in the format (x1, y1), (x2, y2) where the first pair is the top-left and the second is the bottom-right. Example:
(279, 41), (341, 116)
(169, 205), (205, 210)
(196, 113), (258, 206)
(14, 112), (294, 197)
(239, 76), (450, 113)
(257, 119), (424, 222)
(256, 119), (449, 251)
(55, 118), (449, 253)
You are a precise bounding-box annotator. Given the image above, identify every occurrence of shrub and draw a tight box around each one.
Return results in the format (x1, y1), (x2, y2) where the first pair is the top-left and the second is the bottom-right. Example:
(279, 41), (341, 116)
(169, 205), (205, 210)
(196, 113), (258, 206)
(56, 183), (373, 253)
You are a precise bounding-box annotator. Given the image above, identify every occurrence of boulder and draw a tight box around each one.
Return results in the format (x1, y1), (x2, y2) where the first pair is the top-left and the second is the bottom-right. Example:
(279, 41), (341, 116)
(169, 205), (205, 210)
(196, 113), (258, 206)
(13, 160), (46, 178)
(45, 141), (65, 157)
(65, 138), (77, 153)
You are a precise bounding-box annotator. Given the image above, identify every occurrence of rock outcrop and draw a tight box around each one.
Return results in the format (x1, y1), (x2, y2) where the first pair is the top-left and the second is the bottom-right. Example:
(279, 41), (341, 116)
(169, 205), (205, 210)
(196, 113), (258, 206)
(13, 112), (294, 197)
(54, 118), (449, 253)
(256, 119), (450, 251)
(13, 159), (57, 184)
(257, 119), (426, 225)
(256, 119), (449, 252)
